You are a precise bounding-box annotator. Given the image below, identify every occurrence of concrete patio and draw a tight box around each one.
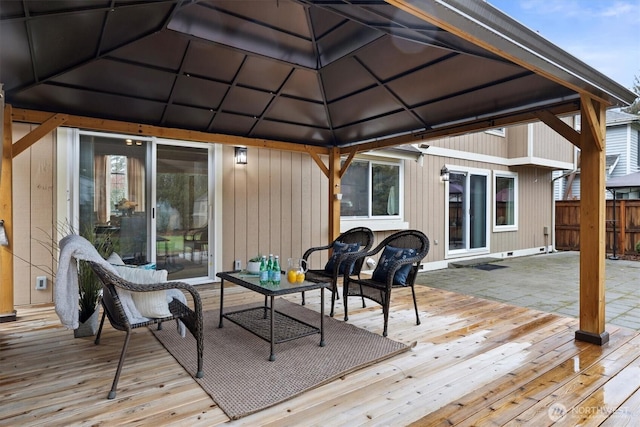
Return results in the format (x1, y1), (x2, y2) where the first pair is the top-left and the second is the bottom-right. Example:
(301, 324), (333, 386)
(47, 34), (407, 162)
(416, 251), (640, 330)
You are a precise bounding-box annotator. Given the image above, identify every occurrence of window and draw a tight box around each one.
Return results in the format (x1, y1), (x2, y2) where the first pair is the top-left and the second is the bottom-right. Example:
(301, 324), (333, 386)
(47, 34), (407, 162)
(486, 128), (505, 137)
(341, 159), (401, 219)
(494, 171), (518, 231)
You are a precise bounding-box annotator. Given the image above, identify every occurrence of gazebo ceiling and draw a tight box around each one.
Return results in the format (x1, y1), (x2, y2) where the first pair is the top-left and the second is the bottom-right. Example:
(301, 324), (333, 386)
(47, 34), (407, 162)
(0, 0), (635, 147)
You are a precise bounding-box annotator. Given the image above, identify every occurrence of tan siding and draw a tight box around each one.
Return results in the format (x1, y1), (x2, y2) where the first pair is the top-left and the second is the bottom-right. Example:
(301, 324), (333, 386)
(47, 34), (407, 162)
(491, 167), (553, 253)
(221, 147), (328, 271)
(531, 118), (575, 163)
(13, 124), (31, 305)
(507, 124), (529, 158)
(431, 131), (508, 157)
(12, 123), (55, 306)
(404, 154), (446, 262)
(30, 131), (55, 304)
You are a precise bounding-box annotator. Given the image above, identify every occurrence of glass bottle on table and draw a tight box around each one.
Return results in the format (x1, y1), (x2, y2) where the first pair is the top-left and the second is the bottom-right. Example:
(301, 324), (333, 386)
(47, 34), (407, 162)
(272, 255), (281, 285)
(259, 255), (269, 285)
(266, 254), (274, 284)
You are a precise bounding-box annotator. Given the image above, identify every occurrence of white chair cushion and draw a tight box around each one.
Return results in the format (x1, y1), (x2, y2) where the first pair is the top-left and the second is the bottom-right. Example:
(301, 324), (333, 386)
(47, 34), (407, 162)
(112, 265), (170, 318)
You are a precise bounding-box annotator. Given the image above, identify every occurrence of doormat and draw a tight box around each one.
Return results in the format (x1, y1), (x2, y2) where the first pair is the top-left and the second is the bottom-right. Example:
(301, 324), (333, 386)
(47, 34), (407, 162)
(474, 263), (508, 271)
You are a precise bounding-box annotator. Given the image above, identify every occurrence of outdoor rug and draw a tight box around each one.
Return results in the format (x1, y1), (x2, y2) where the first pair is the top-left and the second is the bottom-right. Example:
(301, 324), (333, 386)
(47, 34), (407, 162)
(150, 298), (410, 420)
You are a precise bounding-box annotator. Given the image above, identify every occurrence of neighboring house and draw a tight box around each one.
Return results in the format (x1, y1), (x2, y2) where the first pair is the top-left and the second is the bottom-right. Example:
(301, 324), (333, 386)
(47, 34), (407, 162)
(555, 110), (640, 200)
(10, 118), (576, 305)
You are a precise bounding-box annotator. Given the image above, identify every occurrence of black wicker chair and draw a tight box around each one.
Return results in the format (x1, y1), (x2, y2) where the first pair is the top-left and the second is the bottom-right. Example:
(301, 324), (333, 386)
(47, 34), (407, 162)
(302, 227), (374, 317)
(90, 262), (204, 399)
(342, 229), (430, 337)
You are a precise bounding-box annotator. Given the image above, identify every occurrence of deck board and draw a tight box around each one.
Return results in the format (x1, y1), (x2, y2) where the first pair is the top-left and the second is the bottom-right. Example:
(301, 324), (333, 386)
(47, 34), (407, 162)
(1, 284), (639, 426)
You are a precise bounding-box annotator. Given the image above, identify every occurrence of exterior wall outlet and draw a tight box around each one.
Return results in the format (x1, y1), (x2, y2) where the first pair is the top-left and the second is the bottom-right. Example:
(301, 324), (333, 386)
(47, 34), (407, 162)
(234, 260), (242, 270)
(35, 276), (47, 290)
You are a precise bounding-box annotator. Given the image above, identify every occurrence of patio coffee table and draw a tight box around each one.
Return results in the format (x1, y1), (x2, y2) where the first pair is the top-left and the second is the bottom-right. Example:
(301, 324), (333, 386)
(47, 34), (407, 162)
(216, 271), (329, 361)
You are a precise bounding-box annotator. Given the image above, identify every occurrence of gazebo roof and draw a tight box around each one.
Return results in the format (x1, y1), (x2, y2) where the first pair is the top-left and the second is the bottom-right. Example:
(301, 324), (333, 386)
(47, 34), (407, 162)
(606, 171), (640, 191)
(0, 0), (636, 148)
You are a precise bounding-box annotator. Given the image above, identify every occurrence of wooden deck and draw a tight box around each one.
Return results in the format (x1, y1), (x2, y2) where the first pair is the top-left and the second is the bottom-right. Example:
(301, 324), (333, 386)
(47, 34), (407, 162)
(2, 284), (639, 426)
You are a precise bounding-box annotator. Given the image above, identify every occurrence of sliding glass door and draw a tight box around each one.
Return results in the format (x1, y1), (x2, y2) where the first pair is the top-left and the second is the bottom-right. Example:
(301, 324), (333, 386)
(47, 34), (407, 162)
(76, 132), (214, 282)
(447, 169), (489, 256)
(78, 133), (150, 265)
(155, 144), (209, 280)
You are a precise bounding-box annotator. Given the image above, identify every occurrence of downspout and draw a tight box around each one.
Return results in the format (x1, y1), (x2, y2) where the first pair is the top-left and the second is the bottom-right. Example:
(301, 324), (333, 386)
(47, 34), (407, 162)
(551, 147), (580, 253)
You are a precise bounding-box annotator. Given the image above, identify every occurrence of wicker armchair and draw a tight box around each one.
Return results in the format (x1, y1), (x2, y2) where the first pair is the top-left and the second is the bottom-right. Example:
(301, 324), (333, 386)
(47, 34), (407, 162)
(342, 229), (430, 337)
(302, 227), (374, 317)
(90, 262), (204, 399)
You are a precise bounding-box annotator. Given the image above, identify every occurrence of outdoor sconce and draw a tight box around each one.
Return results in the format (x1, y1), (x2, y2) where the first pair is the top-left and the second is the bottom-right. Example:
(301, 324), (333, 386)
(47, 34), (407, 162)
(235, 147), (247, 164)
(440, 166), (449, 182)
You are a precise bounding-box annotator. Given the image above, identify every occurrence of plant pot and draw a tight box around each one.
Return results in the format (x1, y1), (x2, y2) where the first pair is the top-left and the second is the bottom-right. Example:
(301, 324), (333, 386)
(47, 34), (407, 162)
(74, 307), (100, 338)
(247, 261), (261, 274)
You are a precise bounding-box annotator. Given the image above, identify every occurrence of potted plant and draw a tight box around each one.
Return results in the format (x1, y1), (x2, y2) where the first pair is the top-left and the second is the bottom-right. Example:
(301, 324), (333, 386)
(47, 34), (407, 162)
(73, 258), (103, 337)
(247, 255), (262, 274)
(73, 225), (114, 337)
(32, 221), (112, 337)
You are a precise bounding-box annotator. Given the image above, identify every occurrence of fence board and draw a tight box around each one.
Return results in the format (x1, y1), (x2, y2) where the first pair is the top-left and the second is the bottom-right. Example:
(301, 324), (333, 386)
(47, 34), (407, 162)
(556, 200), (640, 254)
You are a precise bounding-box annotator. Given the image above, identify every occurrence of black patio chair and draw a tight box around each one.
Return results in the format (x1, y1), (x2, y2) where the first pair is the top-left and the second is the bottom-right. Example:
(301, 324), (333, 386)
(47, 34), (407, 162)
(90, 262), (204, 399)
(302, 227), (374, 317)
(342, 229), (430, 337)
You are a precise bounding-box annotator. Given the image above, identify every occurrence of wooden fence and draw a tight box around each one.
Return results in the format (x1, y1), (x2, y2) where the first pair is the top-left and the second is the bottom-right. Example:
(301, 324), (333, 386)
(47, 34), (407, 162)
(555, 200), (640, 255)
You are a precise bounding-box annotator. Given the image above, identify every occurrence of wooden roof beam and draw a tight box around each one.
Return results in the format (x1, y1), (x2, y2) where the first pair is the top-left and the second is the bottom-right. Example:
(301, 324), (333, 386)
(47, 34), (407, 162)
(12, 113), (68, 158)
(534, 109), (580, 148)
(11, 108), (330, 157)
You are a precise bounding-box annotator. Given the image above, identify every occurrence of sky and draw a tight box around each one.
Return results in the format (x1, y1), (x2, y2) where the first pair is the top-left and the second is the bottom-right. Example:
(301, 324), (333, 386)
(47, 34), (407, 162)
(488, 0), (640, 93)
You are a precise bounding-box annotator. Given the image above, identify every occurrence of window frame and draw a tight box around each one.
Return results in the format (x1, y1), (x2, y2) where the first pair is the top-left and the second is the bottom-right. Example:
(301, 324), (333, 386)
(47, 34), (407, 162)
(485, 127), (506, 137)
(340, 157), (408, 232)
(493, 170), (518, 232)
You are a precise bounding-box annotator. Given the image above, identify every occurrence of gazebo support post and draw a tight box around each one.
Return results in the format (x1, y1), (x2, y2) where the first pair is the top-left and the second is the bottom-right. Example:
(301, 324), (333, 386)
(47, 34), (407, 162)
(0, 103), (16, 322)
(575, 95), (609, 345)
(328, 148), (341, 243)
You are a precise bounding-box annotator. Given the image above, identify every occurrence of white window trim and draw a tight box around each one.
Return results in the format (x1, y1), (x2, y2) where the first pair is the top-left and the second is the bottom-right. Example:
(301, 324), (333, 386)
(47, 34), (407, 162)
(493, 170), (518, 232)
(340, 157), (405, 231)
(485, 128), (506, 137)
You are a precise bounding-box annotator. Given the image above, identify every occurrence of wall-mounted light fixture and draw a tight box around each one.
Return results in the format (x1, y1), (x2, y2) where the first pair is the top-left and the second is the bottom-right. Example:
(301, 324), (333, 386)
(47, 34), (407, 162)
(440, 166), (449, 182)
(235, 147), (247, 164)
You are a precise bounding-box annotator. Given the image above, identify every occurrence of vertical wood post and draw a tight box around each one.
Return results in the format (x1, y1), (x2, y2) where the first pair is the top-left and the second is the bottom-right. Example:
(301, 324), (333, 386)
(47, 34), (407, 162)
(576, 96), (608, 345)
(328, 148), (341, 243)
(0, 103), (16, 322)
(619, 200), (626, 254)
